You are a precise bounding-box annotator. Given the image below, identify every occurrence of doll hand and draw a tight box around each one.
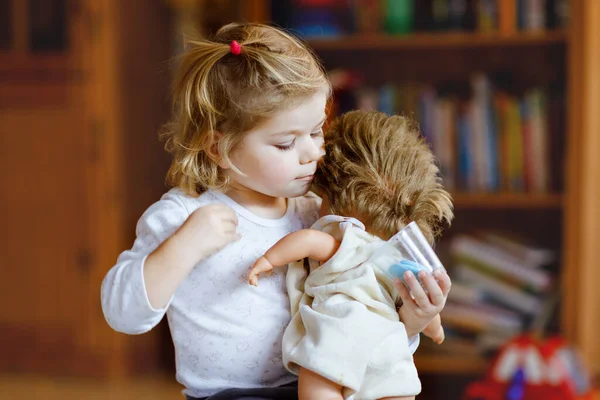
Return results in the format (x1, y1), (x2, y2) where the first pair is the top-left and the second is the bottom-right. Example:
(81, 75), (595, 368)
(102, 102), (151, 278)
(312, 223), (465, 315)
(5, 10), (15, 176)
(395, 266), (451, 338)
(248, 256), (274, 287)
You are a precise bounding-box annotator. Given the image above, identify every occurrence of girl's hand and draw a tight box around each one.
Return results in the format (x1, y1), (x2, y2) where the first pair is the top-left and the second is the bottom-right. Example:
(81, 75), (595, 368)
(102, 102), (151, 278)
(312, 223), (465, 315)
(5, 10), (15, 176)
(248, 256), (274, 286)
(173, 204), (240, 266)
(395, 268), (451, 338)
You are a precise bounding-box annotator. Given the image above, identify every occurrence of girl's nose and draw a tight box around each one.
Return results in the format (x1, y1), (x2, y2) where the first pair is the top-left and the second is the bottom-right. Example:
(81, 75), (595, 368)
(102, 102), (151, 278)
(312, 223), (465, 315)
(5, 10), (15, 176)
(300, 140), (322, 164)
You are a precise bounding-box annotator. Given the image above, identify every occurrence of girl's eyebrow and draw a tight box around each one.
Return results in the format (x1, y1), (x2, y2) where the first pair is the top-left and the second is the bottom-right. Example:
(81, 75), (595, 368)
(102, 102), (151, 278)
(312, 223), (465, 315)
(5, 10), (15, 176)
(271, 115), (327, 137)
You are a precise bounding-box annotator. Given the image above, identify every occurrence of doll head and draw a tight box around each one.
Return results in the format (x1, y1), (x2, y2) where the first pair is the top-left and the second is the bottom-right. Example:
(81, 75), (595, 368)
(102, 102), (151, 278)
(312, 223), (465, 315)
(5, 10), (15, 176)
(312, 110), (454, 242)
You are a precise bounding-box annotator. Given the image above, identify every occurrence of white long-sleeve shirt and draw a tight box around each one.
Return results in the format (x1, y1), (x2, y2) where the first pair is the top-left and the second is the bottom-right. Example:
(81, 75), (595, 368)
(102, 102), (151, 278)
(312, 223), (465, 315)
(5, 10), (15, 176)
(101, 188), (419, 398)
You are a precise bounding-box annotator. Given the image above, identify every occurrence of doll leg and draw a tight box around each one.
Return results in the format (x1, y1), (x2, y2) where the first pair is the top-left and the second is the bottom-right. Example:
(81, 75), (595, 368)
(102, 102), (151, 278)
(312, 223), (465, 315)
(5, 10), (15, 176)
(298, 367), (344, 400)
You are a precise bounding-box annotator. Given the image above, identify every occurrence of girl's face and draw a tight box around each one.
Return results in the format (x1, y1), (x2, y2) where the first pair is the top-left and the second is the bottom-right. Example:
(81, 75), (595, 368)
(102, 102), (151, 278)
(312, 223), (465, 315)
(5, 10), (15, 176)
(225, 89), (328, 201)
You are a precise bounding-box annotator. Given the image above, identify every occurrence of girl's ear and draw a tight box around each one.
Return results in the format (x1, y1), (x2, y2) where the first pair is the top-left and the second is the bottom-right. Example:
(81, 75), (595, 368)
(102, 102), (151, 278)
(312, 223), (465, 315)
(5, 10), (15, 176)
(207, 131), (230, 169)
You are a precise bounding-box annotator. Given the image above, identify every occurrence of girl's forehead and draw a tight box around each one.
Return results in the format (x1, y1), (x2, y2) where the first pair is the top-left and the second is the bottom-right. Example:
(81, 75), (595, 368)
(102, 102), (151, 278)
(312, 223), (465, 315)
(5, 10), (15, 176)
(256, 90), (328, 136)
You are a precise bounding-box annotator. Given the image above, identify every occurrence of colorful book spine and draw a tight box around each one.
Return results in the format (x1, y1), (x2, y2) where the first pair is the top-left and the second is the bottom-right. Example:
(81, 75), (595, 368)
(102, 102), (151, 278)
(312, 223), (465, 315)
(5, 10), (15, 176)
(455, 263), (543, 314)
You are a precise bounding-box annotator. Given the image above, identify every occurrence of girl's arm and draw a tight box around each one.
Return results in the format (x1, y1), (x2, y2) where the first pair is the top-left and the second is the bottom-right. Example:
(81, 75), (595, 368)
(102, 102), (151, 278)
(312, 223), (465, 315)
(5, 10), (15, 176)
(144, 203), (239, 308)
(101, 193), (189, 334)
(101, 193), (238, 334)
(248, 229), (340, 286)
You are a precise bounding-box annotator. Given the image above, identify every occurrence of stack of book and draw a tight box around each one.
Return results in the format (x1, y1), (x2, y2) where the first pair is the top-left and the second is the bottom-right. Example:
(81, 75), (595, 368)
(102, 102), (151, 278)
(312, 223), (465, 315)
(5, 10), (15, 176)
(428, 232), (556, 356)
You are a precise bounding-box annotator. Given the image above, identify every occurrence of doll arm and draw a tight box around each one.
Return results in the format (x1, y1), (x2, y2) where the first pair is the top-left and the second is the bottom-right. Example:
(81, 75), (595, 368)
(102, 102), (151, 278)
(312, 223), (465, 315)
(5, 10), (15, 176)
(248, 229), (341, 286)
(422, 314), (444, 344)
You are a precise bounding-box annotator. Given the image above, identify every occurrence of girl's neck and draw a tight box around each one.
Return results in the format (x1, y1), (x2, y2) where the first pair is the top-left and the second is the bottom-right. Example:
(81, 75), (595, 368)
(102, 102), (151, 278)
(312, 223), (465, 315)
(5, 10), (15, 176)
(224, 186), (288, 219)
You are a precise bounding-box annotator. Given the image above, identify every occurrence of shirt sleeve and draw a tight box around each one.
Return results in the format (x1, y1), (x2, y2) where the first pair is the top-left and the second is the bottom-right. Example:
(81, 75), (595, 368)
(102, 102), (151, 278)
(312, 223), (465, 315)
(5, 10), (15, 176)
(100, 192), (190, 334)
(408, 333), (420, 354)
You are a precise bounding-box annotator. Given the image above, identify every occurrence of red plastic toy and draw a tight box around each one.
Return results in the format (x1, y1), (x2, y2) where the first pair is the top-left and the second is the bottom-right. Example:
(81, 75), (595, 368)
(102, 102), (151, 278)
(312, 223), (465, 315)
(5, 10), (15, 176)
(463, 335), (596, 400)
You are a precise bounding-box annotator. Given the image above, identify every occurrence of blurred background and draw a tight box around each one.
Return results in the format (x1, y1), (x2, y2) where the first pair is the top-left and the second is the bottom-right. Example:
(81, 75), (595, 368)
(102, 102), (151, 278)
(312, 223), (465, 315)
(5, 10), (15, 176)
(1, 0), (600, 399)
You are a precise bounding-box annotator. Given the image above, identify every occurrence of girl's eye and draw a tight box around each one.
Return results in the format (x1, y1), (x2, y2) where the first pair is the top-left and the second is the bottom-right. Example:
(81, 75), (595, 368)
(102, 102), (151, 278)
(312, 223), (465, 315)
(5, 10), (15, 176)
(311, 128), (324, 137)
(275, 140), (295, 151)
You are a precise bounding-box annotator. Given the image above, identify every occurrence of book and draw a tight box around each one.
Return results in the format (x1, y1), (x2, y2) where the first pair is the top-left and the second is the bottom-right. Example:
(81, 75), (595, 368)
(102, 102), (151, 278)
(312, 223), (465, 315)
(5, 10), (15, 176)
(454, 263), (544, 314)
(442, 301), (523, 333)
(499, 0), (517, 34)
(451, 235), (552, 292)
(480, 231), (555, 267)
(447, 281), (483, 304)
(528, 88), (550, 193)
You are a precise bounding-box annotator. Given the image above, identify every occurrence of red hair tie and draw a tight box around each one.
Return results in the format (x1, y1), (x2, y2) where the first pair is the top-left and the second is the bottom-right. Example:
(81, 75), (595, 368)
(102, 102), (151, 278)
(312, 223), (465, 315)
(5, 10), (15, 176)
(230, 40), (242, 55)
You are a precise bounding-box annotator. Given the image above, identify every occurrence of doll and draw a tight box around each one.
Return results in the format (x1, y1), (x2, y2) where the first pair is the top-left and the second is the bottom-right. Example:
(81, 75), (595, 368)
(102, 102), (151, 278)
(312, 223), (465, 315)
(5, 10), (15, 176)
(249, 110), (454, 400)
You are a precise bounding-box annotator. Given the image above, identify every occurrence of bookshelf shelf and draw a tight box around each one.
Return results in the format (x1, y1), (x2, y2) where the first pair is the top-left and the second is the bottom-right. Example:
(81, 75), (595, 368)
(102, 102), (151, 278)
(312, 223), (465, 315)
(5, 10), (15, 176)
(451, 192), (563, 209)
(307, 30), (567, 51)
(415, 354), (487, 375)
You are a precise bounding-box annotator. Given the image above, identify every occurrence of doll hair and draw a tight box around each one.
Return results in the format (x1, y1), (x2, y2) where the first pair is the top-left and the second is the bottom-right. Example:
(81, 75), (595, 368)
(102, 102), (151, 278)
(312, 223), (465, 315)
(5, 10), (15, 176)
(313, 110), (454, 242)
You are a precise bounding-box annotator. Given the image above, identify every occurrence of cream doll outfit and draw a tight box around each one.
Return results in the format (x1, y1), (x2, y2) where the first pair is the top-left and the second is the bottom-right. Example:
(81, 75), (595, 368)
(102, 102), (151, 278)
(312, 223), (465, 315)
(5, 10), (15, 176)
(283, 215), (421, 399)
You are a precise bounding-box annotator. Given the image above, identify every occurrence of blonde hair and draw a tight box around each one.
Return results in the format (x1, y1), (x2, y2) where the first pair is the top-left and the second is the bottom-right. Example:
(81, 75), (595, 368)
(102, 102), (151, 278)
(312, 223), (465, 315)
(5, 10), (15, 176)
(313, 110), (454, 242)
(162, 22), (330, 195)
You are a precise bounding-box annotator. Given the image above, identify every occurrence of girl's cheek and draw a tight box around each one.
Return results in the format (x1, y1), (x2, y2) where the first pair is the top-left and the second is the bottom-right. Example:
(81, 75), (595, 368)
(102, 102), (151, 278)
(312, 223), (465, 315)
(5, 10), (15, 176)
(258, 158), (291, 178)
(274, 164), (297, 182)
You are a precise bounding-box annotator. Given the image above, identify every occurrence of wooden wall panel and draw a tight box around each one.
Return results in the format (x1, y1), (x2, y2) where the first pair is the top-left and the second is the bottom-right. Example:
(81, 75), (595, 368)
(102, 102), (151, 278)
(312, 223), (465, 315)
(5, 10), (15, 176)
(0, 87), (89, 373)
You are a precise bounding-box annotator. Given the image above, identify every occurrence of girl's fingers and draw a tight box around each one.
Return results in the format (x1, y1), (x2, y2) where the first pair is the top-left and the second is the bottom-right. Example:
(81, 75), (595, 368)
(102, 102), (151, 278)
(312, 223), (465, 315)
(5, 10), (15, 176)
(434, 269), (452, 296)
(421, 272), (444, 306)
(394, 278), (416, 309)
(216, 205), (239, 225)
(404, 271), (430, 308)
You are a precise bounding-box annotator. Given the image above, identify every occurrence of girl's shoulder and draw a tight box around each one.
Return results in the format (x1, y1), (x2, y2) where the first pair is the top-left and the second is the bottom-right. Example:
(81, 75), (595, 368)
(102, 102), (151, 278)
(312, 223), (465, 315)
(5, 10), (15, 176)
(150, 188), (220, 217)
(134, 189), (233, 239)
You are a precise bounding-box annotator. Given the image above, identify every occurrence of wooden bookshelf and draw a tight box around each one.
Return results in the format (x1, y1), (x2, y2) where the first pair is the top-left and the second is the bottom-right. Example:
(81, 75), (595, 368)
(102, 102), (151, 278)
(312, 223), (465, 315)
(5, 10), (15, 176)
(452, 192), (563, 209)
(307, 30), (567, 51)
(242, 0), (573, 382)
(229, 0), (600, 384)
